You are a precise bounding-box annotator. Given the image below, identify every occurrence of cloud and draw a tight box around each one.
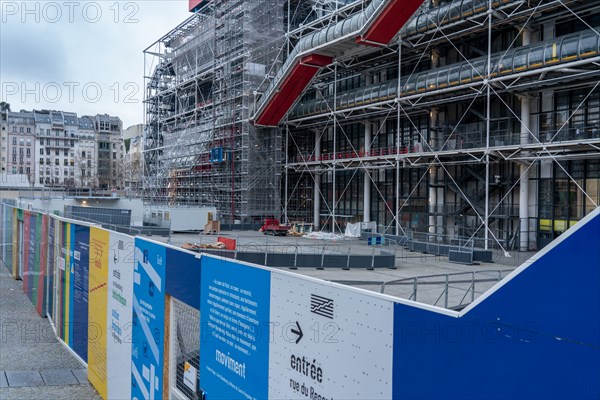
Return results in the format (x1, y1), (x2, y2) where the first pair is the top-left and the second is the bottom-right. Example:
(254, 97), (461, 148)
(0, 0), (190, 127)
(0, 23), (68, 81)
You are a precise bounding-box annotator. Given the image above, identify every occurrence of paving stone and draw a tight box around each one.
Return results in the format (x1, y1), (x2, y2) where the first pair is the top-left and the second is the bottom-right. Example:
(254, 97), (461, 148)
(40, 369), (78, 386)
(4, 371), (44, 388)
(71, 369), (87, 384)
(0, 371), (8, 388)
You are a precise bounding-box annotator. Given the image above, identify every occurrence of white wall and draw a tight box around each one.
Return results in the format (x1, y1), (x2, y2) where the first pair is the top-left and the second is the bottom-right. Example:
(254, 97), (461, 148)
(16, 197), (144, 225)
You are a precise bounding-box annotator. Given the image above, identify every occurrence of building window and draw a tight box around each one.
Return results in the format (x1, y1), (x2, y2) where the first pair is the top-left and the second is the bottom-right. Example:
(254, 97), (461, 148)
(64, 159), (68, 166)
(26, 139), (31, 146)
(12, 137), (16, 145)
(55, 150), (59, 156)
(26, 128), (31, 134)
(26, 148), (30, 156)
(82, 151), (86, 158)
(64, 150), (68, 156)
(19, 127), (23, 133)
(26, 167), (30, 174)
(19, 148), (23, 155)
(40, 148), (44, 155)
(19, 167), (23, 174)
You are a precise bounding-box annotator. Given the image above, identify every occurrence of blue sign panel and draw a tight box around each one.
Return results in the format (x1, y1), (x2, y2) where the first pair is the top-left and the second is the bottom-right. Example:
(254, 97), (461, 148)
(131, 238), (166, 400)
(392, 209), (600, 399)
(200, 256), (271, 400)
(72, 224), (90, 362)
(210, 147), (223, 163)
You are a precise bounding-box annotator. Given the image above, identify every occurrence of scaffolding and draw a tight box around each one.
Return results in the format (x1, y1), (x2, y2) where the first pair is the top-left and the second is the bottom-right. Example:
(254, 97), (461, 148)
(268, 0), (600, 251)
(144, 0), (599, 250)
(143, 1), (285, 223)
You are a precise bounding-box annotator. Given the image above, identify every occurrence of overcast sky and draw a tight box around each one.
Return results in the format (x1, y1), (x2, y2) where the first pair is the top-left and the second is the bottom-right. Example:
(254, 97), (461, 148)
(1, 0), (191, 128)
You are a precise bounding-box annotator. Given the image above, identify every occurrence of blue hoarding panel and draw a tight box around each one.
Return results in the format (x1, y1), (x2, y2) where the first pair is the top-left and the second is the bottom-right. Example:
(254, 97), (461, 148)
(200, 256), (271, 400)
(392, 209), (600, 399)
(131, 238), (166, 400)
(165, 247), (201, 309)
(72, 225), (90, 362)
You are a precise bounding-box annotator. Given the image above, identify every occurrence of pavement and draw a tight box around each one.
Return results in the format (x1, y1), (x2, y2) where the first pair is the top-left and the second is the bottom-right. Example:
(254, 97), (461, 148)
(0, 262), (100, 400)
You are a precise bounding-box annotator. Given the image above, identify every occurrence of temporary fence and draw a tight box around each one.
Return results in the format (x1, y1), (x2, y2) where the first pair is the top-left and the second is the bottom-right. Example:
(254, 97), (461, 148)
(0, 201), (598, 400)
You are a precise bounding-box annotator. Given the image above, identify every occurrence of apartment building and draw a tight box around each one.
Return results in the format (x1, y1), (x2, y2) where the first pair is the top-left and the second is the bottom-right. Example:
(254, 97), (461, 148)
(95, 114), (123, 190)
(4, 109), (123, 189)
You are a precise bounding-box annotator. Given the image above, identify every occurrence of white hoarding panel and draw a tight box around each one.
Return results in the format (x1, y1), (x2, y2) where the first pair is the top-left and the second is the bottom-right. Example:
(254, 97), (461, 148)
(107, 231), (135, 400)
(269, 272), (394, 399)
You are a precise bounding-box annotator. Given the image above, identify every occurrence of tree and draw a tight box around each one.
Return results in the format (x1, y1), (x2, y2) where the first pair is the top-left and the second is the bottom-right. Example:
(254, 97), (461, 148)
(0, 102), (10, 112)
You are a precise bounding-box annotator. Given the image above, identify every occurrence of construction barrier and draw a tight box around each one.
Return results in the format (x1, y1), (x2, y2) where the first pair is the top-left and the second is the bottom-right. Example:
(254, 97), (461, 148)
(0, 202), (599, 400)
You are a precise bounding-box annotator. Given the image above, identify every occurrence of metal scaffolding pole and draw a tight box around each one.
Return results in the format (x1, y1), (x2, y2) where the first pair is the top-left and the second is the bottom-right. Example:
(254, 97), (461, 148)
(332, 61), (338, 234)
(484, 0), (492, 250)
(284, 124), (289, 224)
(395, 42), (402, 236)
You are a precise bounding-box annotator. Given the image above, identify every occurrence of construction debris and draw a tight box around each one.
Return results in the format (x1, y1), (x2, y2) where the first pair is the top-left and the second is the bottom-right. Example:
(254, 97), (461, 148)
(182, 241), (226, 251)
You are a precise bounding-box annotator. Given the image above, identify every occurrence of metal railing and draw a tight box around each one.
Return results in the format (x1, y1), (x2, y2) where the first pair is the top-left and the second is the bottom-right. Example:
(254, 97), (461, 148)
(192, 233), (398, 269)
(333, 269), (512, 310)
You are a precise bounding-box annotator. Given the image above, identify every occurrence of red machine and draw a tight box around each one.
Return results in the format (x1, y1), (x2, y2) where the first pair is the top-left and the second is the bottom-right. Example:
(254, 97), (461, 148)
(260, 219), (290, 236)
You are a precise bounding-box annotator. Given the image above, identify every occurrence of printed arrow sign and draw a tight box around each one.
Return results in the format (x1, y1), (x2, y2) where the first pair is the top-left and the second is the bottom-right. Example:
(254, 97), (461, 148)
(291, 321), (303, 344)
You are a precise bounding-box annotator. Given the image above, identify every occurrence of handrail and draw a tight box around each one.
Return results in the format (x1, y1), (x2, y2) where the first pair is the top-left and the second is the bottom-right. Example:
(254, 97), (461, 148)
(332, 269), (512, 309)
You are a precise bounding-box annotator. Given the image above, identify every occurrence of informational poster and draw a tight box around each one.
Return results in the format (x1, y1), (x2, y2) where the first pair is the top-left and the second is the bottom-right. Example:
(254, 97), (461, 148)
(20, 212), (48, 316)
(107, 231), (135, 400)
(86, 228), (135, 400)
(199, 256), (271, 400)
(37, 214), (48, 317)
(72, 224), (90, 361)
(131, 238), (166, 400)
(47, 217), (56, 321)
(0, 205), (4, 265)
(268, 272), (395, 400)
(22, 211), (32, 298)
(59, 221), (73, 345)
(12, 208), (18, 278)
(88, 227), (110, 399)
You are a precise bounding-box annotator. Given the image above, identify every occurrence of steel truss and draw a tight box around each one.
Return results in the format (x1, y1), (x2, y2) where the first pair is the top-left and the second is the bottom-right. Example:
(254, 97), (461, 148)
(281, 0), (600, 251)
